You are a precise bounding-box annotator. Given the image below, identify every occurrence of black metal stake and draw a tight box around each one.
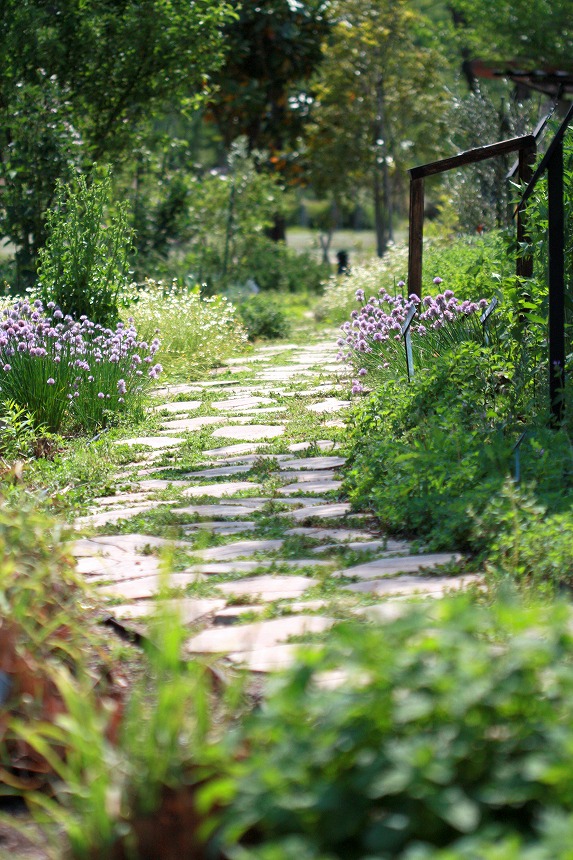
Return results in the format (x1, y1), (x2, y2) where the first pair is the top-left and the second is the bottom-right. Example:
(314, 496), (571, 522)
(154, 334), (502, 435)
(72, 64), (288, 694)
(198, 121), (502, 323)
(402, 304), (417, 381)
(548, 138), (565, 425)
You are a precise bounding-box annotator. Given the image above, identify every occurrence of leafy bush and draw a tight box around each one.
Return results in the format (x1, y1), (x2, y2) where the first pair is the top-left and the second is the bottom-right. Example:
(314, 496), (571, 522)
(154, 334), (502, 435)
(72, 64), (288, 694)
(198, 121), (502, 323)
(126, 279), (247, 378)
(238, 237), (328, 294)
(239, 294), (291, 341)
(475, 481), (573, 589)
(0, 400), (51, 462)
(214, 597), (573, 859)
(37, 169), (133, 326)
(0, 299), (161, 432)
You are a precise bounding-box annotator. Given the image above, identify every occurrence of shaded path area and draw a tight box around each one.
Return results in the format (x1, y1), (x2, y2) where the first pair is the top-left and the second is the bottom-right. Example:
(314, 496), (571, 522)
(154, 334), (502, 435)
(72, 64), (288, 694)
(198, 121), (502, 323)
(71, 333), (477, 675)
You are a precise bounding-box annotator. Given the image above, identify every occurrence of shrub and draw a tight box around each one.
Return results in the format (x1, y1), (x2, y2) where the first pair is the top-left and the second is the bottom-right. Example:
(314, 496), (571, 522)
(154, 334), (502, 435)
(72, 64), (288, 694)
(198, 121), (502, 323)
(214, 597), (573, 859)
(0, 299), (161, 433)
(126, 279), (247, 378)
(239, 294), (291, 341)
(37, 169), (133, 326)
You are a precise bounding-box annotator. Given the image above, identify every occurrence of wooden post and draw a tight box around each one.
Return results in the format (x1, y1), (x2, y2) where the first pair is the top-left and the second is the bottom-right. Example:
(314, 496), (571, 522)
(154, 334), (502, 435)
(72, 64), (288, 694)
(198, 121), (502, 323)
(408, 178), (424, 298)
(548, 138), (565, 425)
(516, 143), (535, 279)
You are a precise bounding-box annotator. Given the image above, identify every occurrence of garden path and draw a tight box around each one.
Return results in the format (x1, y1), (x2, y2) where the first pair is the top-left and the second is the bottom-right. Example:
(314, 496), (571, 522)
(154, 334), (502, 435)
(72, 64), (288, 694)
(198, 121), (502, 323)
(72, 332), (478, 675)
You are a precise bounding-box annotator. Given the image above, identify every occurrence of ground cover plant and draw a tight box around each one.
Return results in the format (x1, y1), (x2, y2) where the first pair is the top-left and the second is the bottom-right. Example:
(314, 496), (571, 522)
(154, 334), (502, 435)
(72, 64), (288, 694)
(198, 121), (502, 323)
(337, 208), (573, 572)
(210, 596), (573, 859)
(125, 279), (247, 379)
(0, 299), (161, 433)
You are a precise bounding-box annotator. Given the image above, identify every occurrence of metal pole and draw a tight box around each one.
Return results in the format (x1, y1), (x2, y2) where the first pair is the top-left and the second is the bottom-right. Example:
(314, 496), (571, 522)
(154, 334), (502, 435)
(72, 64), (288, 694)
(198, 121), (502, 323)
(547, 138), (565, 425)
(407, 178), (424, 298)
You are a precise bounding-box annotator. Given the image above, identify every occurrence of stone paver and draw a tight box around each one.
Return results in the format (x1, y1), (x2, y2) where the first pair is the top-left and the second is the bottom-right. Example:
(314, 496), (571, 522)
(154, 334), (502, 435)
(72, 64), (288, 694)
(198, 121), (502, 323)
(217, 575), (318, 600)
(193, 539), (284, 561)
(184, 464), (253, 478)
(278, 480), (343, 495)
(186, 615), (333, 654)
(280, 456), (346, 470)
(116, 436), (185, 449)
(73, 332), (477, 681)
(159, 416), (226, 431)
(152, 400), (202, 413)
(181, 481), (262, 498)
(182, 521), (257, 535)
(212, 396), (276, 410)
(112, 598), (226, 623)
(342, 574), (481, 596)
(210, 424), (285, 441)
(306, 398), (351, 413)
(284, 502), (352, 521)
(172, 503), (267, 518)
(336, 552), (462, 581)
(227, 645), (312, 672)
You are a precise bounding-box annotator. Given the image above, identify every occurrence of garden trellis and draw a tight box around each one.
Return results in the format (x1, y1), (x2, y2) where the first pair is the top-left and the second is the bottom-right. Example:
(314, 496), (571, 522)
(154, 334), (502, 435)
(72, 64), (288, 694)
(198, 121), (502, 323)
(517, 100), (573, 424)
(406, 103), (573, 424)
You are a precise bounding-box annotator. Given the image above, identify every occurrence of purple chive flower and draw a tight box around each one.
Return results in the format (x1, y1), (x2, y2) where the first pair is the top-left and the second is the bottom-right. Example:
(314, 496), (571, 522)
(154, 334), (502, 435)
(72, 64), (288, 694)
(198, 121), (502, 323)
(46, 377), (55, 385)
(433, 277), (443, 285)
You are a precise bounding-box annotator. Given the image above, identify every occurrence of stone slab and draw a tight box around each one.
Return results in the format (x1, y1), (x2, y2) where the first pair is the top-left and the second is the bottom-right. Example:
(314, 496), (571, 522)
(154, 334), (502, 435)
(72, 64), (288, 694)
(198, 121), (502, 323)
(184, 465), (253, 478)
(152, 383), (203, 397)
(116, 436), (185, 449)
(306, 399), (351, 413)
(284, 502), (351, 521)
(233, 406), (287, 415)
(203, 443), (264, 457)
(91, 492), (152, 507)
(281, 456), (346, 470)
(278, 481), (343, 495)
(75, 501), (172, 528)
(193, 539), (284, 560)
(285, 528), (381, 543)
(152, 400), (202, 413)
(76, 555), (160, 579)
(217, 575), (317, 600)
(72, 534), (188, 555)
(182, 521), (257, 535)
(182, 481), (261, 498)
(212, 396), (276, 410)
(172, 503), (267, 518)
(136, 479), (190, 491)
(338, 553), (462, 580)
(342, 574), (480, 596)
(186, 615), (333, 654)
(159, 416), (226, 431)
(211, 425), (285, 441)
(98, 571), (207, 600)
(111, 598), (226, 623)
(279, 470), (345, 483)
(227, 645), (303, 672)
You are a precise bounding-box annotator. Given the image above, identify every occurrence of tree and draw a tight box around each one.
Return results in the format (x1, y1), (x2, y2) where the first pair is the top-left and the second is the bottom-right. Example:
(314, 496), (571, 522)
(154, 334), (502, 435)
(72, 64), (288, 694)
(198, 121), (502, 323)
(448, 0), (573, 72)
(204, 0), (330, 241)
(205, 0), (330, 153)
(0, 0), (234, 284)
(306, 0), (452, 257)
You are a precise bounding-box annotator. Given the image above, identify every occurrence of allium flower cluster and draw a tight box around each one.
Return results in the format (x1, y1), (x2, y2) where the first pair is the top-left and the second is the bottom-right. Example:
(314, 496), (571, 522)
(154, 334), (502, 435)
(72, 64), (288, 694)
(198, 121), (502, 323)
(0, 299), (162, 432)
(338, 282), (489, 394)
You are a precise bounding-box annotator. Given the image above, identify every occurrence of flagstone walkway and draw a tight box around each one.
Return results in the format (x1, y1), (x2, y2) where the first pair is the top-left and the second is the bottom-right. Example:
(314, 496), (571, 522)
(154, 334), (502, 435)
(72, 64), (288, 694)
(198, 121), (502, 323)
(72, 334), (478, 674)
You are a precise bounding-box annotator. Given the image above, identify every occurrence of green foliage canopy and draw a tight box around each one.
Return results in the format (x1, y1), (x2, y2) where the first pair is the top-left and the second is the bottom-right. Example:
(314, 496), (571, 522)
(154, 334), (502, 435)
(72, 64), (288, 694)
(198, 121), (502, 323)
(0, 0), (234, 282)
